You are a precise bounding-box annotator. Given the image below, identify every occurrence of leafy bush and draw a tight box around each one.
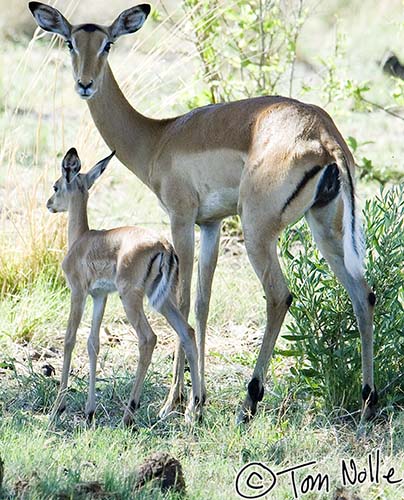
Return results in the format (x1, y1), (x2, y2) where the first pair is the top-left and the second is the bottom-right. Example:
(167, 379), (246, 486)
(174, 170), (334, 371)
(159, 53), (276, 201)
(279, 185), (404, 415)
(182, 0), (308, 105)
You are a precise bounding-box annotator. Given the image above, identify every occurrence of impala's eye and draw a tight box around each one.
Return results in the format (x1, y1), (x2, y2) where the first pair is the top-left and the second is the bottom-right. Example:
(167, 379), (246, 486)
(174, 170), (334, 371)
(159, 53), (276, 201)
(103, 42), (112, 53)
(66, 41), (74, 51)
(53, 186), (58, 193)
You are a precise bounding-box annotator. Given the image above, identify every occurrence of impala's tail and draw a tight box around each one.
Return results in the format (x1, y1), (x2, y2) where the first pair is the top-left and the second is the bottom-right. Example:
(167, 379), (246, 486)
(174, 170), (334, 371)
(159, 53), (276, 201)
(332, 149), (365, 278)
(146, 247), (179, 310)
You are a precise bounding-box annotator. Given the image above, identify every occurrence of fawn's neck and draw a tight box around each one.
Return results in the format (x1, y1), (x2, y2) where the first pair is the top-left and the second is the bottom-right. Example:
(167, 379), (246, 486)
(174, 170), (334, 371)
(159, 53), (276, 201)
(67, 192), (89, 250)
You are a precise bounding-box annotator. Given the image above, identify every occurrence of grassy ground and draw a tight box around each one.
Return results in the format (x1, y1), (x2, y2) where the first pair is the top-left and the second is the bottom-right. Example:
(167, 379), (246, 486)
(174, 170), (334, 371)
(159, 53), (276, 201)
(0, 1), (403, 499)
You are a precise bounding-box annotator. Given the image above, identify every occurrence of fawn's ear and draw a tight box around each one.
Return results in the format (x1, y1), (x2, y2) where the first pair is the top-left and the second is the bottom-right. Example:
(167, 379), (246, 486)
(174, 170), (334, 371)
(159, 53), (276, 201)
(109, 4), (151, 40)
(62, 148), (81, 184)
(29, 2), (71, 39)
(86, 151), (116, 189)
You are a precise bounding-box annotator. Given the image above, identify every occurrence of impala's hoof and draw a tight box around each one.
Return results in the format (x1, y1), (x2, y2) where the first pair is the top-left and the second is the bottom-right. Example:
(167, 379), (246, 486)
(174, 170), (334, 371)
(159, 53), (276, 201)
(236, 378), (264, 425)
(184, 396), (203, 426)
(86, 410), (95, 425)
(236, 405), (256, 426)
(122, 413), (136, 428)
(122, 399), (140, 427)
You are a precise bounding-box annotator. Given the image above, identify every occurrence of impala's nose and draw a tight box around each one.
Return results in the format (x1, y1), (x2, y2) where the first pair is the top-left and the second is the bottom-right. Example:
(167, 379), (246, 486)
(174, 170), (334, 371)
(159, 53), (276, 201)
(77, 80), (95, 98)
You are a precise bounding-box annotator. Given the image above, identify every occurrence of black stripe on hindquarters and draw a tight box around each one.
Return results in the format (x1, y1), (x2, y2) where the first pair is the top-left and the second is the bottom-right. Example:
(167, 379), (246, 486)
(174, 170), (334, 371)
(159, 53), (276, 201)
(163, 248), (176, 288)
(146, 252), (162, 280)
(145, 252), (164, 299)
(167, 248), (176, 275)
(311, 163), (340, 208)
(282, 165), (323, 214)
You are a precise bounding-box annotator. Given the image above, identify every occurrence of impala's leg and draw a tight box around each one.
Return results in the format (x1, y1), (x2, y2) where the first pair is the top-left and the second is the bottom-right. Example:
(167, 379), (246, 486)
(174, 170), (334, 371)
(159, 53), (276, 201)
(159, 298), (201, 423)
(237, 225), (291, 423)
(85, 293), (107, 423)
(121, 295), (157, 427)
(159, 218), (195, 419)
(50, 291), (86, 421)
(306, 200), (376, 419)
(195, 221), (221, 405)
(236, 160), (298, 423)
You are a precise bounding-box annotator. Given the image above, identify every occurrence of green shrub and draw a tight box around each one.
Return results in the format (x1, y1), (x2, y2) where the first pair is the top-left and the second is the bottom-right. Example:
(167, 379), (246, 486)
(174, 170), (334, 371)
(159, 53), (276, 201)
(182, 0), (308, 104)
(279, 185), (404, 415)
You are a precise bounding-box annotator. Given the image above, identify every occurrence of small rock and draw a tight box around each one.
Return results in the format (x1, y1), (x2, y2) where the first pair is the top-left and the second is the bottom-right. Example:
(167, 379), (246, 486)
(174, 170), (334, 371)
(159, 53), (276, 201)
(0, 360), (14, 371)
(382, 51), (404, 80)
(30, 350), (41, 361)
(42, 364), (56, 377)
(73, 481), (105, 496)
(334, 487), (363, 500)
(104, 326), (121, 346)
(44, 347), (59, 358)
(134, 452), (186, 493)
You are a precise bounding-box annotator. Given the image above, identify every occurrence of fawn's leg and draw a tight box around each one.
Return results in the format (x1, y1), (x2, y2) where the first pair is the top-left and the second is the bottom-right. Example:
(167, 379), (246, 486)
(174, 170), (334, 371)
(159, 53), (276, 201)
(159, 217), (195, 418)
(50, 291), (86, 421)
(121, 294), (157, 427)
(85, 293), (107, 423)
(159, 297), (201, 423)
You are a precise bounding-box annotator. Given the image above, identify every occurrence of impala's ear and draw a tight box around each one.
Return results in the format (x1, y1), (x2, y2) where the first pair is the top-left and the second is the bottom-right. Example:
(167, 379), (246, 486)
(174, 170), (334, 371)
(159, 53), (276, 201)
(109, 4), (151, 40)
(29, 2), (71, 39)
(62, 148), (81, 184)
(86, 151), (115, 189)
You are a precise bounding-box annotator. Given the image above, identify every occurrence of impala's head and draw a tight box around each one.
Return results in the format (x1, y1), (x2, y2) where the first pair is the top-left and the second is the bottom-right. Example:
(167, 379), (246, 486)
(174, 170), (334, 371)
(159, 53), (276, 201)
(29, 2), (151, 99)
(47, 148), (115, 213)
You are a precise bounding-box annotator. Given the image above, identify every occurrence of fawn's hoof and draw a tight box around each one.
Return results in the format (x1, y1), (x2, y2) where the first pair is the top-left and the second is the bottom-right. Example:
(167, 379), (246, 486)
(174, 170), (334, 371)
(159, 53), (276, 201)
(49, 404), (66, 424)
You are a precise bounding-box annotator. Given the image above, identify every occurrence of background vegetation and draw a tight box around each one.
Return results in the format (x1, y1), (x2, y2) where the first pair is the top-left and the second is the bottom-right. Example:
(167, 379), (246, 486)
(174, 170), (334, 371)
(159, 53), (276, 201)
(0, 0), (403, 498)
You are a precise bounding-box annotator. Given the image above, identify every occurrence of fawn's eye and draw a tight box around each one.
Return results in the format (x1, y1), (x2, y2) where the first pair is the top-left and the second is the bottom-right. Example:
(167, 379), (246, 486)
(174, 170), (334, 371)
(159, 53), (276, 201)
(66, 41), (74, 52)
(103, 42), (112, 53)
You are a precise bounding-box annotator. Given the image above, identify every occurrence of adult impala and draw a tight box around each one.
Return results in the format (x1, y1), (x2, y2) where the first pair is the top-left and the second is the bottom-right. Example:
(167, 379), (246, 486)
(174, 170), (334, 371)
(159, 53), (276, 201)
(29, 2), (377, 422)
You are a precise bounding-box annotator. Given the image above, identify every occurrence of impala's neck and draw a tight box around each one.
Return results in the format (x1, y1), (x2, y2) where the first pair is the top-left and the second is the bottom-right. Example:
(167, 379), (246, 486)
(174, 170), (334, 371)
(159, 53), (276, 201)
(67, 193), (89, 250)
(87, 64), (167, 186)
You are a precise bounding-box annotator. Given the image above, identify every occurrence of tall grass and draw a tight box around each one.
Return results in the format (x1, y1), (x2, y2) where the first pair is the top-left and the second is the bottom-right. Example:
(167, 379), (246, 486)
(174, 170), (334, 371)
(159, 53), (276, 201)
(0, 166), (67, 296)
(0, 0), (209, 298)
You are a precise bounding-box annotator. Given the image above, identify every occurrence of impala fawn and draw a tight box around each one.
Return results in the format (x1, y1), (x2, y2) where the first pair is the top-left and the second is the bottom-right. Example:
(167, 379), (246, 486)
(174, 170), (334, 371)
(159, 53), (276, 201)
(47, 148), (201, 425)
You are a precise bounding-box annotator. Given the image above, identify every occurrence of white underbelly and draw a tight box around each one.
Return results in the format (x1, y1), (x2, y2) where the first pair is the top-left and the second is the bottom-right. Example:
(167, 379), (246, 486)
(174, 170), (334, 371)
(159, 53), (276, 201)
(175, 148), (245, 222)
(198, 187), (239, 221)
(90, 279), (117, 295)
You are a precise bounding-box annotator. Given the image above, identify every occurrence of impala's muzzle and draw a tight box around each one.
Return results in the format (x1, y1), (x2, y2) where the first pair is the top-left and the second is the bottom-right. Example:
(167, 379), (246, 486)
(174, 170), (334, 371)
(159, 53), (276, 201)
(76, 79), (96, 99)
(46, 199), (55, 213)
